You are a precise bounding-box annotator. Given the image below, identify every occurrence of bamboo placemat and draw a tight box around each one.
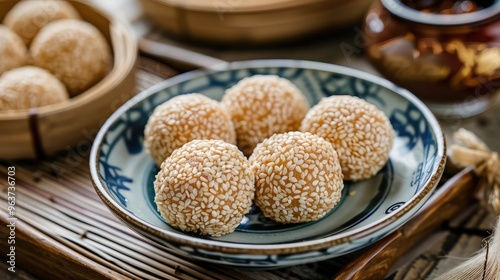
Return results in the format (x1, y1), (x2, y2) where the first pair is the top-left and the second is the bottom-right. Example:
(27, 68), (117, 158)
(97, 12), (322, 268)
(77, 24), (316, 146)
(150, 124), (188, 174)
(0, 57), (496, 280)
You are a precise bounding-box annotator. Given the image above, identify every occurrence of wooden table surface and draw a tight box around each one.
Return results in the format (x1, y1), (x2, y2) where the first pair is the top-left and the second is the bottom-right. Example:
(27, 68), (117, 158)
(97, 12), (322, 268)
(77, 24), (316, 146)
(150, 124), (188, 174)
(1, 0), (499, 279)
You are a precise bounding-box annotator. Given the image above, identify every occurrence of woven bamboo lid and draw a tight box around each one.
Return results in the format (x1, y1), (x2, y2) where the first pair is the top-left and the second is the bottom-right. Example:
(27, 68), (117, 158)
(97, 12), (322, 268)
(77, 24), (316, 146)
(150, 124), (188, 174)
(0, 0), (137, 160)
(140, 0), (374, 45)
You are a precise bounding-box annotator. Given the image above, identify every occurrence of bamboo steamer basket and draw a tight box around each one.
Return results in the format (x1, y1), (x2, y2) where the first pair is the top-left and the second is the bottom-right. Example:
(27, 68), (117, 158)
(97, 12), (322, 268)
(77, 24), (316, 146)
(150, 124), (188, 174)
(0, 0), (137, 160)
(140, 0), (374, 45)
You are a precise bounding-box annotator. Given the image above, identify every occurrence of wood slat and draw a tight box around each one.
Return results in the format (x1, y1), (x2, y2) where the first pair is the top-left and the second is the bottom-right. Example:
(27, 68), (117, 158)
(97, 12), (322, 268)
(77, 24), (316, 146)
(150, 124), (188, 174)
(0, 0), (137, 160)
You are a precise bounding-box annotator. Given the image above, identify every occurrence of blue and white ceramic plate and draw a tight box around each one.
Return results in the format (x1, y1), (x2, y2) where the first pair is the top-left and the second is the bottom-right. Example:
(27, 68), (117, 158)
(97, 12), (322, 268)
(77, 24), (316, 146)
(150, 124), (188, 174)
(90, 60), (446, 268)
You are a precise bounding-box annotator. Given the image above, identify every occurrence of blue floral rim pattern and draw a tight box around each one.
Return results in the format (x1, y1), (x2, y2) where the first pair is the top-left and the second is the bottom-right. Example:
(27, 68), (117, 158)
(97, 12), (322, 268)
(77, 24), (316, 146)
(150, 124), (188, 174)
(90, 60), (446, 266)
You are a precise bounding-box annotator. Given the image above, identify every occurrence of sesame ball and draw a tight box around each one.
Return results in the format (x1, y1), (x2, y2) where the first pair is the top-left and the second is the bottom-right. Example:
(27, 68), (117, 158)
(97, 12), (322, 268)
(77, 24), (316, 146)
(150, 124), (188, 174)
(3, 0), (80, 46)
(0, 25), (28, 75)
(221, 75), (309, 156)
(144, 94), (236, 166)
(300, 95), (394, 181)
(31, 19), (111, 96)
(249, 131), (344, 224)
(154, 139), (255, 237)
(0, 66), (68, 111)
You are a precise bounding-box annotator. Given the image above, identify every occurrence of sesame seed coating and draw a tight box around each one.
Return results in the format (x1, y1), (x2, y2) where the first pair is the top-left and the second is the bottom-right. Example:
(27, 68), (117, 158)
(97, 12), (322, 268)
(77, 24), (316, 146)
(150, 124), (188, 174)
(249, 131), (343, 224)
(154, 139), (255, 237)
(0, 66), (68, 111)
(0, 25), (28, 76)
(300, 95), (394, 181)
(221, 75), (309, 156)
(3, 0), (80, 46)
(144, 94), (236, 166)
(31, 19), (111, 97)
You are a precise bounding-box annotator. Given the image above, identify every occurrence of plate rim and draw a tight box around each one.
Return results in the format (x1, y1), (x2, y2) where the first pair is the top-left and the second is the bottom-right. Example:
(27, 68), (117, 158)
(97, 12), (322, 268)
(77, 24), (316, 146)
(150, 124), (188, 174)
(90, 59), (446, 255)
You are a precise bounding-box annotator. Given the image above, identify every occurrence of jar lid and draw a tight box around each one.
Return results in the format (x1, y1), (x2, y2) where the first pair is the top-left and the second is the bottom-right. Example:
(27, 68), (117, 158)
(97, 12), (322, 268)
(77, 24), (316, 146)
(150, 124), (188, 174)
(381, 0), (500, 26)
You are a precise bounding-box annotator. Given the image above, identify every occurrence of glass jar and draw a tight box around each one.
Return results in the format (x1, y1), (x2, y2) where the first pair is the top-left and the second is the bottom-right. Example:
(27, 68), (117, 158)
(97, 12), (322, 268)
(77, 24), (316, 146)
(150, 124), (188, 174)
(364, 0), (500, 118)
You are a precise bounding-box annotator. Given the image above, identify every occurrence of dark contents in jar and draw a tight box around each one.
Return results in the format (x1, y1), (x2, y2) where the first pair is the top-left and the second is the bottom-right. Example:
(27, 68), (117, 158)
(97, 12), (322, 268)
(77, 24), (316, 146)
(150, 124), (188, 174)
(402, 0), (494, 14)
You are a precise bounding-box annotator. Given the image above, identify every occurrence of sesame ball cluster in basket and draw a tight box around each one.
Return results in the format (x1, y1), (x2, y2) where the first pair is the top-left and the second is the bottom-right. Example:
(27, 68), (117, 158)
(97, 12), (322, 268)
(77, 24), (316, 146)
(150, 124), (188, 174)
(147, 75), (394, 236)
(0, 0), (111, 111)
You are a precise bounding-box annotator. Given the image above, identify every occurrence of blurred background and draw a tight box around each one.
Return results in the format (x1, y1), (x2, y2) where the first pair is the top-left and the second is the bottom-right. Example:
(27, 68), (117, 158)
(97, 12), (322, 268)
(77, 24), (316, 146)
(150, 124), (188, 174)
(90, 0), (500, 151)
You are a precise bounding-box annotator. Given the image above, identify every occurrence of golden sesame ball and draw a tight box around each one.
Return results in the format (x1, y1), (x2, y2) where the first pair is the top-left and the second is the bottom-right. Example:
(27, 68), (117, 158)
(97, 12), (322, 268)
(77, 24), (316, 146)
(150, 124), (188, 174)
(249, 131), (343, 224)
(3, 0), (80, 46)
(154, 139), (255, 236)
(0, 25), (28, 75)
(0, 66), (68, 111)
(221, 75), (309, 156)
(300, 95), (394, 181)
(31, 19), (111, 96)
(144, 94), (236, 166)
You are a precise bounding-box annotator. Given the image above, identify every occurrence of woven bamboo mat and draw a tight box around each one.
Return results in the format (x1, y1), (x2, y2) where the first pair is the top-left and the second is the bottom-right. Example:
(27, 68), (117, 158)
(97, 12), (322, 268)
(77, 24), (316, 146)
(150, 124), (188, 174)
(0, 58), (354, 280)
